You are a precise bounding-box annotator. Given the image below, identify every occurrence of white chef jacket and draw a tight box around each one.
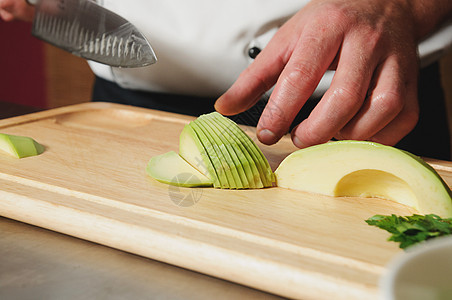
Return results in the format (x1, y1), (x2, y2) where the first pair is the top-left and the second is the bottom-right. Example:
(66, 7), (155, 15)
(90, 1), (452, 99)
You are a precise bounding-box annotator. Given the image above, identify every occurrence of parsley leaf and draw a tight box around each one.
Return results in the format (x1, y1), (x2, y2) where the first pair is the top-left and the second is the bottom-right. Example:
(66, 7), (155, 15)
(365, 214), (452, 249)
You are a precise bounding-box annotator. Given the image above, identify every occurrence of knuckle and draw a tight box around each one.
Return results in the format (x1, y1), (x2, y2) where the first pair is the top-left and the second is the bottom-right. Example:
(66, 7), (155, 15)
(260, 102), (289, 130)
(284, 60), (322, 90)
(335, 86), (360, 100)
(372, 90), (404, 115)
(314, 2), (349, 26)
(331, 86), (364, 111)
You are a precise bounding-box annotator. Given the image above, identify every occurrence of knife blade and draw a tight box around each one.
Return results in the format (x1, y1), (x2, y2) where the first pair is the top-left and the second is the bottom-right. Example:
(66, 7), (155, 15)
(28, 0), (157, 68)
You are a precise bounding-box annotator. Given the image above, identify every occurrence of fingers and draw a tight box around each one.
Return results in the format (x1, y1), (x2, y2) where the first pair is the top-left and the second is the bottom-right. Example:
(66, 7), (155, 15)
(291, 52), (419, 148)
(290, 27), (380, 148)
(368, 97), (419, 146)
(0, 9), (14, 21)
(214, 23), (296, 116)
(367, 66), (419, 145)
(217, 1), (420, 148)
(335, 54), (419, 145)
(255, 15), (345, 144)
(0, 0), (14, 21)
(0, 0), (34, 22)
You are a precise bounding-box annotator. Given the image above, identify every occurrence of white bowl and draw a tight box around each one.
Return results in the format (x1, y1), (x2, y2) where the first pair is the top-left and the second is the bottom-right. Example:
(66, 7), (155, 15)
(380, 236), (452, 300)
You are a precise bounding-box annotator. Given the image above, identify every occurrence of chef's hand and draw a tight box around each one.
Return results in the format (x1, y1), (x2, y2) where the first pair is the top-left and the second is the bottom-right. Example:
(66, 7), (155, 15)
(216, 0), (450, 148)
(0, 0), (34, 22)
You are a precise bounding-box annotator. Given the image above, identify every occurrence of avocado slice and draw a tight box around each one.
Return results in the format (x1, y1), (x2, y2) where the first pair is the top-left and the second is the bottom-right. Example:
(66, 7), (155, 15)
(211, 112), (274, 187)
(150, 112), (274, 190)
(201, 114), (261, 189)
(192, 118), (239, 189)
(198, 114), (249, 189)
(179, 124), (221, 188)
(275, 140), (452, 218)
(146, 151), (213, 187)
(188, 121), (231, 189)
(0, 133), (45, 158)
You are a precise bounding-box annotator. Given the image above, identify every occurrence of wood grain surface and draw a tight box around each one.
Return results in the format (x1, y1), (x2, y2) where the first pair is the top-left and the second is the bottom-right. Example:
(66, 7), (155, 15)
(0, 102), (447, 299)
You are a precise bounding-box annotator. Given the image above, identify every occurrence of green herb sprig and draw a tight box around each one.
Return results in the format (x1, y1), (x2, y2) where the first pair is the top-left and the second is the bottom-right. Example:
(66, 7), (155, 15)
(365, 214), (452, 249)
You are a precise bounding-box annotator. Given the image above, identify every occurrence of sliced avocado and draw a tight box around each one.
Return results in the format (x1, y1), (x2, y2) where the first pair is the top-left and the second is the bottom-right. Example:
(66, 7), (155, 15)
(198, 114), (249, 189)
(179, 124), (221, 188)
(275, 140), (452, 218)
(208, 114), (264, 188)
(146, 151), (213, 187)
(192, 119), (239, 189)
(201, 114), (260, 189)
(0, 133), (45, 158)
(211, 112), (274, 187)
(189, 121), (230, 189)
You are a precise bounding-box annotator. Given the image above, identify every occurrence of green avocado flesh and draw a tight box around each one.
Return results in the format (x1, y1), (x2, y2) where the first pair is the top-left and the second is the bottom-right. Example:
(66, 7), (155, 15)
(147, 112), (275, 189)
(188, 121), (229, 188)
(179, 124), (221, 188)
(201, 114), (256, 188)
(193, 119), (239, 188)
(146, 151), (213, 187)
(0, 133), (44, 158)
(210, 113), (273, 187)
(275, 140), (452, 218)
(148, 121), (452, 216)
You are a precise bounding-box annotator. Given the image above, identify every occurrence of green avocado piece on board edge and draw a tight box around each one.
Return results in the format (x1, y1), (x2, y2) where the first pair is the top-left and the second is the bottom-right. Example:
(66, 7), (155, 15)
(0, 133), (45, 158)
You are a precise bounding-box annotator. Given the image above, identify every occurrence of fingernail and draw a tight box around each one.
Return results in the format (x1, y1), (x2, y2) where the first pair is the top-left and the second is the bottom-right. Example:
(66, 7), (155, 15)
(292, 135), (305, 148)
(258, 129), (278, 145)
(214, 97), (223, 112)
(214, 96), (236, 115)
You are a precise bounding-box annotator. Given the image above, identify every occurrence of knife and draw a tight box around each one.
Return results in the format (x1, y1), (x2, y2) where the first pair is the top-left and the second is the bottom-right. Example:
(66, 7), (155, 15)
(27, 0), (157, 68)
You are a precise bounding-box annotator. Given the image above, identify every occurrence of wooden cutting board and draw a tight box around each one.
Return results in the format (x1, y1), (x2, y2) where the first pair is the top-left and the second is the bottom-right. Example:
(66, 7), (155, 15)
(1, 102), (451, 299)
